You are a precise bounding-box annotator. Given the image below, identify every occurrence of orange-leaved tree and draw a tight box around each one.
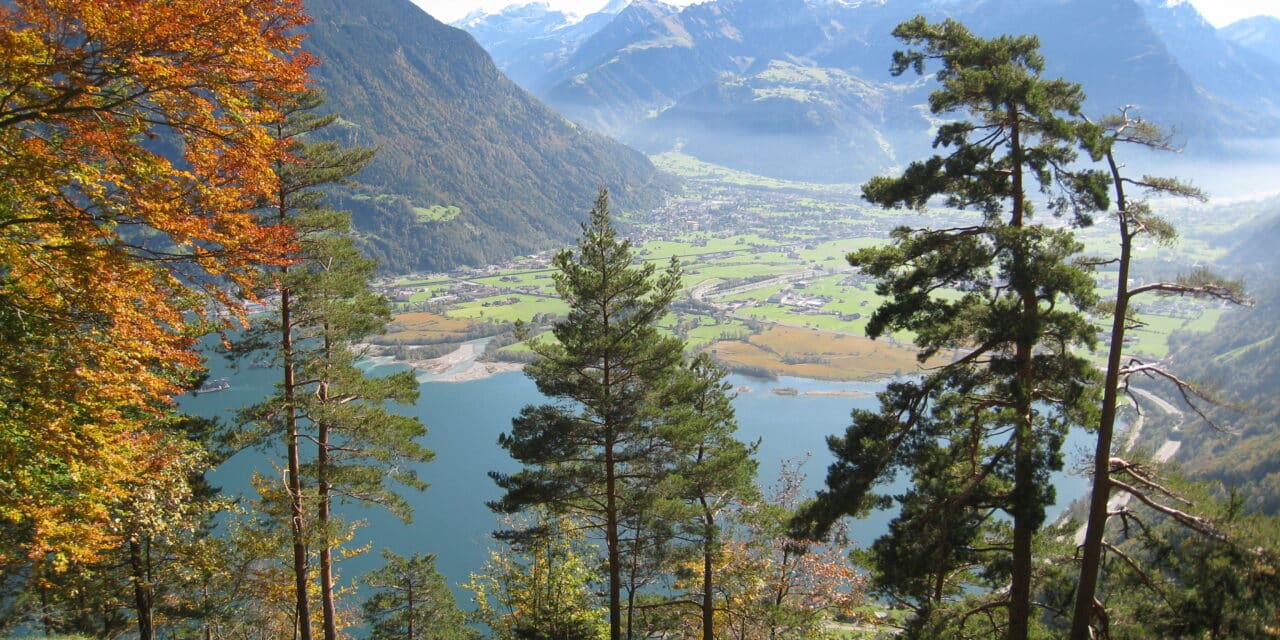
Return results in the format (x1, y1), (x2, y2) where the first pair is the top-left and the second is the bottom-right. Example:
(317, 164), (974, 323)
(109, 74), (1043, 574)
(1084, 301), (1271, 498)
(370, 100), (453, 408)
(0, 0), (311, 566)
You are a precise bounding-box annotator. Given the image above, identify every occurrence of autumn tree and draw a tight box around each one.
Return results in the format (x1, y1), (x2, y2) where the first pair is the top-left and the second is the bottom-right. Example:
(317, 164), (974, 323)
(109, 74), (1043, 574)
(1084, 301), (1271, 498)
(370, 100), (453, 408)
(0, 0), (310, 565)
(488, 189), (684, 640)
(362, 551), (475, 640)
(794, 17), (1103, 640)
(0, 410), (229, 640)
(232, 91), (429, 640)
(721, 459), (862, 640)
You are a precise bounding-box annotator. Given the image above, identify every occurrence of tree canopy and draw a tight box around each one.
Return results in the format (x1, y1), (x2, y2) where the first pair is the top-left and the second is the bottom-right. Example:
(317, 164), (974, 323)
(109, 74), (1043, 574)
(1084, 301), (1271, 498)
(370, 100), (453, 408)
(795, 17), (1103, 640)
(0, 0), (311, 566)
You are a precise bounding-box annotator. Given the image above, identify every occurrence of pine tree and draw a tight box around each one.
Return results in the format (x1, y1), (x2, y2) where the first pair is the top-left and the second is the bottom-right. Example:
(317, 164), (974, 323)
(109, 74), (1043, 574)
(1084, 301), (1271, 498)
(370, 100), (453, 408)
(793, 17), (1104, 640)
(363, 551), (475, 640)
(658, 355), (760, 640)
(489, 189), (685, 640)
(234, 91), (430, 640)
(1068, 110), (1251, 639)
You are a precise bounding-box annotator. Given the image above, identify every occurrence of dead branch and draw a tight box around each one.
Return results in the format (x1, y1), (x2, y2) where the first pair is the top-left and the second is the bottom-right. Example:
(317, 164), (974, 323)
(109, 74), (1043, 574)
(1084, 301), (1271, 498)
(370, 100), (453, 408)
(1107, 477), (1226, 542)
(1100, 541), (1176, 610)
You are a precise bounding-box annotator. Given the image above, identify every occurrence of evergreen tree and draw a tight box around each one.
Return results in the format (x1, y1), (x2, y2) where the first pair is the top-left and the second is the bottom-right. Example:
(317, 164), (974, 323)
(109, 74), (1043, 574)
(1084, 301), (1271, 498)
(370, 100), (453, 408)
(488, 189), (685, 640)
(793, 17), (1103, 640)
(1067, 110), (1251, 639)
(363, 551), (475, 640)
(658, 355), (760, 640)
(233, 91), (430, 640)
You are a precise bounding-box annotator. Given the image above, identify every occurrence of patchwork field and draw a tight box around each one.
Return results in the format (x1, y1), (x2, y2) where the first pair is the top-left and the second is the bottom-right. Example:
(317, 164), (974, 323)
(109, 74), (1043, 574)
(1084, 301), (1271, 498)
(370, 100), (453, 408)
(705, 325), (943, 381)
(373, 160), (1238, 381)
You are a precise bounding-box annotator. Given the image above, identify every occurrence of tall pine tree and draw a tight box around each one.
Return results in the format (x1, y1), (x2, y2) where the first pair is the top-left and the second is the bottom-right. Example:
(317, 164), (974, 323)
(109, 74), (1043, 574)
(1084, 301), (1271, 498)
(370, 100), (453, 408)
(489, 189), (685, 640)
(234, 91), (430, 640)
(1068, 110), (1250, 639)
(794, 18), (1103, 640)
(658, 355), (759, 640)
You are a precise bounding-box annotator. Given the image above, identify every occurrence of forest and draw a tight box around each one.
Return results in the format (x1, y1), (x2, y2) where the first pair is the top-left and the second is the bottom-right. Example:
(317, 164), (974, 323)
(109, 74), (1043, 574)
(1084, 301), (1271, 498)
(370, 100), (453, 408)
(0, 1), (1277, 640)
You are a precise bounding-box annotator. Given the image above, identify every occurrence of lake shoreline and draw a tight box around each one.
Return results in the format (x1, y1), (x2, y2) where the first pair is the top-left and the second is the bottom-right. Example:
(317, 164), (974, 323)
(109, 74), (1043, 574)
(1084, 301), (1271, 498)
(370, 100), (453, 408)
(380, 341), (895, 389)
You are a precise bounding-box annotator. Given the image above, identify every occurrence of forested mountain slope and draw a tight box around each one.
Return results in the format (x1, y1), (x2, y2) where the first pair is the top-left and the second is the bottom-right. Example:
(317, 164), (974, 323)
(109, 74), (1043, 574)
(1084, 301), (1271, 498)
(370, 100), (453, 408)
(302, 0), (674, 272)
(1158, 202), (1280, 514)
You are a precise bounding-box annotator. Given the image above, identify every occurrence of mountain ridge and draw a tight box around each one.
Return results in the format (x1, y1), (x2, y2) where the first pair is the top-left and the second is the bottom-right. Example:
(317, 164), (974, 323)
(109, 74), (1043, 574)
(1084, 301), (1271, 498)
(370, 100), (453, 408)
(461, 0), (1280, 184)
(302, 0), (675, 272)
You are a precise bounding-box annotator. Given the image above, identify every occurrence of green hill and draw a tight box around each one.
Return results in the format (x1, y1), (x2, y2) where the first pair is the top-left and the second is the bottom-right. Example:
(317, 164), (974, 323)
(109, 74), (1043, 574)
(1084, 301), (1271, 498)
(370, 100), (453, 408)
(302, 0), (676, 272)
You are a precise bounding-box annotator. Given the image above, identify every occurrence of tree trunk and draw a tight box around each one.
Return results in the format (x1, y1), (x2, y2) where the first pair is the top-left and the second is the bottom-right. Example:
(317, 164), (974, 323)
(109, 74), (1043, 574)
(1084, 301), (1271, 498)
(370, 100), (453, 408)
(606, 434), (622, 640)
(319, 417), (338, 640)
(282, 282), (314, 640)
(129, 538), (154, 640)
(702, 517), (715, 640)
(1070, 148), (1132, 640)
(1007, 113), (1034, 640)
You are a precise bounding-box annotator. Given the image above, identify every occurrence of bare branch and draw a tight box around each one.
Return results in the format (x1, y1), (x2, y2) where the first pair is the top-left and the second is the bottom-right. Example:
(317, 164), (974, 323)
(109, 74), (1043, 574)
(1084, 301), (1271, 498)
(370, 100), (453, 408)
(1107, 477), (1226, 542)
(1100, 541), (1175, 608)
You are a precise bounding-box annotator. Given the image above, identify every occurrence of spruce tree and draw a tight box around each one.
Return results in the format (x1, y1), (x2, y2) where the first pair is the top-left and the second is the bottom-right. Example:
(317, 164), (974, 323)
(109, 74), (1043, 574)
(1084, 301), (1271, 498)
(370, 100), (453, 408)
(793, 17), (1104, 640)
(489, 189), (685, 640)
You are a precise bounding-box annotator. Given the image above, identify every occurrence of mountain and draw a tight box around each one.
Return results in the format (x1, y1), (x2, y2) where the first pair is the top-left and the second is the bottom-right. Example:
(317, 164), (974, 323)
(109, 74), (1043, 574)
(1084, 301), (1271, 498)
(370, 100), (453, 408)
(462, 0), (1280, 184)
(627, 60), (932, 182)
(302, 0), (674, 273)
(454, 1), (628, 93)
(1221, 16), (1280, 67)
(543, 0), (834, 135)
(1158, 206), (1280, 515)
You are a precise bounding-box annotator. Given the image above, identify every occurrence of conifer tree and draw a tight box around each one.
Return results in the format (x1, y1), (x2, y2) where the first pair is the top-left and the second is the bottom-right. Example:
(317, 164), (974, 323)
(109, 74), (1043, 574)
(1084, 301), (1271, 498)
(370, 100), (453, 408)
(489, 189), (685, 640)
(793, 17), (1104, 640)
(1068, 110), (1251, 639)
(363, 551), (475, 640)
(234, 91), (429, 640)
(658, 355), (760, 640)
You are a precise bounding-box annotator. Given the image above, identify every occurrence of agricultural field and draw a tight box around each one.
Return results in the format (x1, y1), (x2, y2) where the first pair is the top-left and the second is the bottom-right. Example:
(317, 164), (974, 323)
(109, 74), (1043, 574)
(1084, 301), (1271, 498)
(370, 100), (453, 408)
(372, 161), (1242, 380)
(376, 312), (476, 344)
(704, 325), (943, 381)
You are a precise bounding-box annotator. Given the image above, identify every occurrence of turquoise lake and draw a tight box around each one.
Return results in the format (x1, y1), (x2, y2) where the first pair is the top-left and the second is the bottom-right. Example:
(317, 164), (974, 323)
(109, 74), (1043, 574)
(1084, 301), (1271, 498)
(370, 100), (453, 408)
(181, 353), (1092, 602)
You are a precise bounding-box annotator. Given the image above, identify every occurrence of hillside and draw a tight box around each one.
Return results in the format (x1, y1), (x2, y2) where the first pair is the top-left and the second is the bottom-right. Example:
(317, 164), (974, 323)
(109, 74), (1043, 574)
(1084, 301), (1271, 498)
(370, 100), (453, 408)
(302, 0), (675, 272)
(627, 61), (932, 183)
(455, 1), (626, 93)
(1220, 15), (1280, 67)
(1149, 203), (1280, 514)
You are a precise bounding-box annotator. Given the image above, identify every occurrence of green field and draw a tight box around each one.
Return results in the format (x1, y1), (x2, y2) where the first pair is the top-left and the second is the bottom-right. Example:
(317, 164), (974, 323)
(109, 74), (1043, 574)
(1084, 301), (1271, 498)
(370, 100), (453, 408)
(378, 160), (1251, 379)
(447, 294), (569, 324)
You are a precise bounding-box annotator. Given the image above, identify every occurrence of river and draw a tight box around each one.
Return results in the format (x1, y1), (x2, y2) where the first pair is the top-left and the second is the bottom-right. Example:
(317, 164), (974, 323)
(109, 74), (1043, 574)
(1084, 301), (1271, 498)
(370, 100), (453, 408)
(181, 348), (1091, 604)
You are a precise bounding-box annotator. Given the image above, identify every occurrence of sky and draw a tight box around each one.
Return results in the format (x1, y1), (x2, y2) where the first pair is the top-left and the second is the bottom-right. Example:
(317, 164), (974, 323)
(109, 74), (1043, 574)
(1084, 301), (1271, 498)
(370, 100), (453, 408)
(410, 0), (1280, 27)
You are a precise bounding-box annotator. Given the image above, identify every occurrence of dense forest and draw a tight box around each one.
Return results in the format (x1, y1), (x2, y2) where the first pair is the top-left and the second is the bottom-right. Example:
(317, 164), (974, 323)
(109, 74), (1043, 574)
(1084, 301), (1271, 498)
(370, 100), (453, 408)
(0, 1), (1277, 640)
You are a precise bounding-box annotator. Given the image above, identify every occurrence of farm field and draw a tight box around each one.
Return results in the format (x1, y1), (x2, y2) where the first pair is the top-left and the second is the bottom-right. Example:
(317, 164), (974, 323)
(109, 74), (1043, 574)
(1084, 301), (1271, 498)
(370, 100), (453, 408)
(372, 162), (1235, 381)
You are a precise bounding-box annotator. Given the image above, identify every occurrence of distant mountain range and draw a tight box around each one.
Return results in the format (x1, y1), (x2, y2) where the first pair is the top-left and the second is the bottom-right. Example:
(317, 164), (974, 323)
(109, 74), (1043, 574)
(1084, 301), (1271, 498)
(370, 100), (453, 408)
(1221, 15), (1280, 67)
(302, 0), (674, 273)
(457, 0), (1280, 183)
